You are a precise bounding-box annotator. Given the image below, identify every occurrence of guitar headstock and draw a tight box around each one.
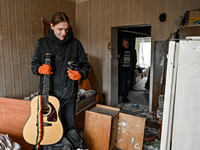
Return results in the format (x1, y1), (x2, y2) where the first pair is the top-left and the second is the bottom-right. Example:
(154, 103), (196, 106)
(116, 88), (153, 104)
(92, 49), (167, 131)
(45, 53), (52, 59)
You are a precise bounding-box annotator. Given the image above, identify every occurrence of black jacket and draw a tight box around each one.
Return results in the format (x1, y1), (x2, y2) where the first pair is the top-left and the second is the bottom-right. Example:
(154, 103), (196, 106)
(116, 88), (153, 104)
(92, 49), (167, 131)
(31, 28), (90, 103)
(118, 46), (137, 75)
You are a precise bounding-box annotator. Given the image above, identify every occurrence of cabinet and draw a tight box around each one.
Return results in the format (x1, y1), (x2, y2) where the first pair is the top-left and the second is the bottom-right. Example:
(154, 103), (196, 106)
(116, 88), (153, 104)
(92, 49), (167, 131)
(84, 104), (146, 150)
(84, 104), (119, 150)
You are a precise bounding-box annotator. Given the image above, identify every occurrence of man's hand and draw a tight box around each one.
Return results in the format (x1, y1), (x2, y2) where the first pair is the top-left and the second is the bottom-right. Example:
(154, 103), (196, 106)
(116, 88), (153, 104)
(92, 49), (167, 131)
(118, 54), (120, 58)
(38, 64), (53, 75)
(68, 69), (81, 80)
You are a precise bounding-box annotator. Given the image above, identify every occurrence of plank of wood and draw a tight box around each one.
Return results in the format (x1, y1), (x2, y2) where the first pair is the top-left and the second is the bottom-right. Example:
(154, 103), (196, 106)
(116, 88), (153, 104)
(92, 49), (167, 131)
(96, 104), (120, 112)
(84, 110), (112, 150)
(179, 26), (200, 39)
(75, 101), (97, 132)
(110, 115), (119, 149)
(90, 104), (120, 118)
(116, 113), (146, 150)
(0, 97), (33, 150)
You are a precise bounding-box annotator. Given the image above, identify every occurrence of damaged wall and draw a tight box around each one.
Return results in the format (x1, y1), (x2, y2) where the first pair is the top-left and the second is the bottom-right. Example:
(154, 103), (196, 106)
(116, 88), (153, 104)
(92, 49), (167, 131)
(0, 0), (75, 99)
(75, 0), (200, 106)
(1, 0), (200, 105)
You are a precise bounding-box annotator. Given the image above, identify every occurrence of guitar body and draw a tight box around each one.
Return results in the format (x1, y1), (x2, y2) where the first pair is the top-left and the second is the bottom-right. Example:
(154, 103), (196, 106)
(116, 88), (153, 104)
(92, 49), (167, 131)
(23, 95), (63, 145)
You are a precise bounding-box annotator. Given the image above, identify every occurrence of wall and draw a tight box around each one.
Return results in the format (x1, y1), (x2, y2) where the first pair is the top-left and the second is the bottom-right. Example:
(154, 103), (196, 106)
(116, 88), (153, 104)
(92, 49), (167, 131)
(75, 0), (200, 106)
(1, 0), (200, 106)
(0, 0), (75, 99)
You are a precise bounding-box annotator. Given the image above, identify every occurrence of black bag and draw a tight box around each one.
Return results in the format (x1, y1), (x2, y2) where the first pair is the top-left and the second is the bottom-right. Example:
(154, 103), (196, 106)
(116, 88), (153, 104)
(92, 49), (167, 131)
(65, 128), (85, 149)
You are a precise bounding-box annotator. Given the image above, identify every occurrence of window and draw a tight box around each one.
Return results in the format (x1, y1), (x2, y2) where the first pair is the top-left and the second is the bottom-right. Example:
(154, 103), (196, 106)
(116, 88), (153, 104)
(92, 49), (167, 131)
(135, 37), (151, 68)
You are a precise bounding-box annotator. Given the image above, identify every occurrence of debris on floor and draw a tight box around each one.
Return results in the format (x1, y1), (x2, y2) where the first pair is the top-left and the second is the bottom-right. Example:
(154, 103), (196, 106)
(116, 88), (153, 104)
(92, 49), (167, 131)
(116, 101), (161, 150)
(0, 133), (22, 149)
(123, 103), (149, 113)
(143, 125), (160, 150)
(143, 144), (160, 150)
(115, 75), (162, 150)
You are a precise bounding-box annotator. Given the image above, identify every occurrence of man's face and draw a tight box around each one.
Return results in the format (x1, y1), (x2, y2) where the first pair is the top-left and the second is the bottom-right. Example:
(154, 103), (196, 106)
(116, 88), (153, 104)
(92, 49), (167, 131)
(51, 22), (69, 40)
(122, 39), (129, 48)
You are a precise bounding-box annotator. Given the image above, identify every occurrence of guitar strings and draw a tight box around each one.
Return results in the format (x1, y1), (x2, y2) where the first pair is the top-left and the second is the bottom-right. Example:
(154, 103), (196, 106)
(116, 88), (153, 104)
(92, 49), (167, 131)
(46, 80), (74, 118)
(59, 80), (74, 108)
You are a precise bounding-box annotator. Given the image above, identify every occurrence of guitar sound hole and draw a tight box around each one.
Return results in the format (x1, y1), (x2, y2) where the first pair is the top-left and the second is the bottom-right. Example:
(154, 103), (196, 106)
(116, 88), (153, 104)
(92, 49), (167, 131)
(42, 105), (50, 114)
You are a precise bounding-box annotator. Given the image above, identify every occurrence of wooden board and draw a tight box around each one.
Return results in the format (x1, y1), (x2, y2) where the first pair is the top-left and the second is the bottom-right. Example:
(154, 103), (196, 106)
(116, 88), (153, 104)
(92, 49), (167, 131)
(75, 96), (95, 112)
(84, 110), (112, 150)
(84, 104), (120, 150)
(90, 104), (120, 118)
(75, 101), (97, 132)
(0, 97), (33, 150)
(110, 115), (119, 149)
(179, 26), (200, 39)
(116, 113), (146, 150)
(84, 105), (145, 150)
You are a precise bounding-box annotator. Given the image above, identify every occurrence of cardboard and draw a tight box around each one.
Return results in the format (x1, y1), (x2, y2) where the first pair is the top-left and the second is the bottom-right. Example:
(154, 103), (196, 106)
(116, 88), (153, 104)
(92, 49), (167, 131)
(184, 10), (200, 24)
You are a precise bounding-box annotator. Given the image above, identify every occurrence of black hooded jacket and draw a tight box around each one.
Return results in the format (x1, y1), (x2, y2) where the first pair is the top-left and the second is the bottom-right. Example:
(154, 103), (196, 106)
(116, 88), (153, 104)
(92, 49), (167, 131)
(31, 28), (90, 103)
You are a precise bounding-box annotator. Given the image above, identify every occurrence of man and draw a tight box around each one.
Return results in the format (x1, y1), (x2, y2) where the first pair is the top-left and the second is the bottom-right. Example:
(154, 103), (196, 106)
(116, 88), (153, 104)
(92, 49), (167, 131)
(118, 38), (137, 103)
(31, 12), (89, 149)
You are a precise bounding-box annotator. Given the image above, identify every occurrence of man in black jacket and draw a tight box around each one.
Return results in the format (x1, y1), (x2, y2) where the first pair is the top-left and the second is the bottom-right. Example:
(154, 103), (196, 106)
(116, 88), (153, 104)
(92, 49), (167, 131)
(31, 12), (89, 149)
(118, 38), (137, 103)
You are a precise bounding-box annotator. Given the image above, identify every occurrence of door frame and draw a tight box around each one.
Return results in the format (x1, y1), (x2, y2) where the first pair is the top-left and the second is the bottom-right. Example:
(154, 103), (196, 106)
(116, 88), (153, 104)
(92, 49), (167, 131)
(110, 24), (152, 111)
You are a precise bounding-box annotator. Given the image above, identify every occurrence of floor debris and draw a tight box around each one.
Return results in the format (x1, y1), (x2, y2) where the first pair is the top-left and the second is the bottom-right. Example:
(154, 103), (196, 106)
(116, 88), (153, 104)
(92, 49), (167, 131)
(115, 77), (161, 150)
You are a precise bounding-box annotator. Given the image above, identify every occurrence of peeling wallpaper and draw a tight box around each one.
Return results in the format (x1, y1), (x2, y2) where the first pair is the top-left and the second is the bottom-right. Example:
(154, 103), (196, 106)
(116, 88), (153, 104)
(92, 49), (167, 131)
(0, 0), (75, 99)
(75, 0), (200, 106)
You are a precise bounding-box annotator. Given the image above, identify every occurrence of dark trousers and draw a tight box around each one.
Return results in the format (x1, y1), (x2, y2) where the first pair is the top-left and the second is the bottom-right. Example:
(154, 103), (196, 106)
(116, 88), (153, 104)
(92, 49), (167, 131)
(60, 102), (76, 133)
(120, 70), (132, 99)
(60, 102), (85, 149)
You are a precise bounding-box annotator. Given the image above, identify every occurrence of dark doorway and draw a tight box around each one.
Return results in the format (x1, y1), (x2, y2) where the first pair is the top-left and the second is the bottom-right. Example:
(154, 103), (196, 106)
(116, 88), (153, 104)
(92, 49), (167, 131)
(110, 25), (151, 107)
(117, 26), (151, 104)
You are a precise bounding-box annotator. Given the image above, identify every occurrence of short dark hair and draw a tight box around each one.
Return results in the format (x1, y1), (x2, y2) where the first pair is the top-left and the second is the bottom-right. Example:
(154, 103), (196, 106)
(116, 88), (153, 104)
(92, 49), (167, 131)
(123, 38), (130, 44)
(51, 12), (70, 26)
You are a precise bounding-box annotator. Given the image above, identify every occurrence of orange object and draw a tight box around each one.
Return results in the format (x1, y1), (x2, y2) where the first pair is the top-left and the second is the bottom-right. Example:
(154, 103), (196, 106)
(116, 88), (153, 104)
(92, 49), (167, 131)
(38, 64), (53, 75)
(68, 69), (81, 80)
(146, 136), (155, 142)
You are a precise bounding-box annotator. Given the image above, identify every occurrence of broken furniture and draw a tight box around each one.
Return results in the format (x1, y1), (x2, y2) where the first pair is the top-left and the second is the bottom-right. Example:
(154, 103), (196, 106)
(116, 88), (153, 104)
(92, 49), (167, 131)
(0, 97), (33, 150)
(84, 104), (146, 150)
(0, 65), (103, 150)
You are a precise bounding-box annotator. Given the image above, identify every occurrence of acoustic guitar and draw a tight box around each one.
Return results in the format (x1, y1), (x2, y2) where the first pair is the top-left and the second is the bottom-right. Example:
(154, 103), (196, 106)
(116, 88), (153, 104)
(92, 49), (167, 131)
(23, 53), (63, 145)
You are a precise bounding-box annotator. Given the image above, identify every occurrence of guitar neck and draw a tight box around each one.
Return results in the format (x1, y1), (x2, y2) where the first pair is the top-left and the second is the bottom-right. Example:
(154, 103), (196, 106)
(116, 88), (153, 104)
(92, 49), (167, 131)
(43, 53), (52, 106)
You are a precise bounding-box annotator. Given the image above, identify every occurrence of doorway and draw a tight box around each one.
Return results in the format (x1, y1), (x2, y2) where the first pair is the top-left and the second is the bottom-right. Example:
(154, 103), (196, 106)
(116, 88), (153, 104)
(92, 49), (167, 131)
(111, 25), (151, 107)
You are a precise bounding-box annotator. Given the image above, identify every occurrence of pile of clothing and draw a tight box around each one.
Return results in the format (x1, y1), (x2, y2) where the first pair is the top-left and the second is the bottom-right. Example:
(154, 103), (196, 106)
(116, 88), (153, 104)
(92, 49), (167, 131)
(0, 133), (21, 150)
